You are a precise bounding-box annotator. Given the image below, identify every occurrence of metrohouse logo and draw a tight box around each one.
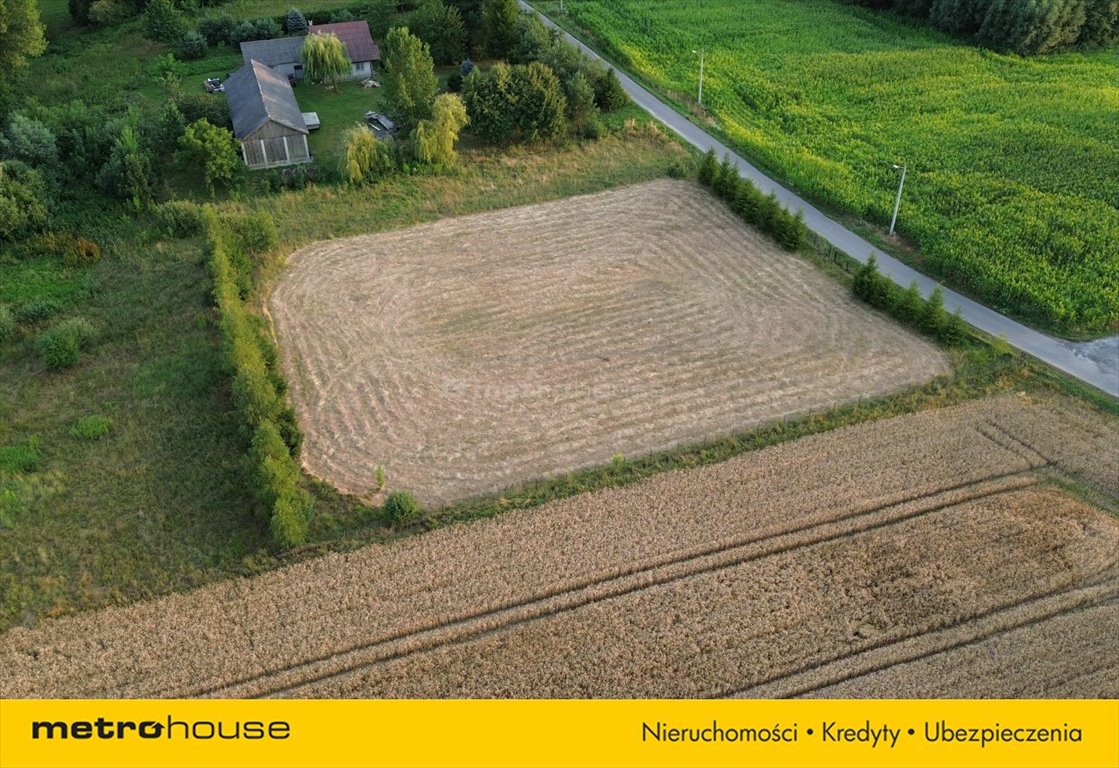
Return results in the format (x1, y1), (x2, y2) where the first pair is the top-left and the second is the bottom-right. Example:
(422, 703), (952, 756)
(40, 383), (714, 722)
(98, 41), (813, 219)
(30, 716), (291, 741)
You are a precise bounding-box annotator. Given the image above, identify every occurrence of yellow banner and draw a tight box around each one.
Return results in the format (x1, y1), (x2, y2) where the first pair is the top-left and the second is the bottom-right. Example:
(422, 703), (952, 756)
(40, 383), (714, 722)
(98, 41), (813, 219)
(1, 699), (1116, 768)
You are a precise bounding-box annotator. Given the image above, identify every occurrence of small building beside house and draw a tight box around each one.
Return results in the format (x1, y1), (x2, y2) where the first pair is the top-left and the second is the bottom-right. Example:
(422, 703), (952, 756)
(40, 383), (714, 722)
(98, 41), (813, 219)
(224, 60), (311, 170)
(239, 21), (380, 83)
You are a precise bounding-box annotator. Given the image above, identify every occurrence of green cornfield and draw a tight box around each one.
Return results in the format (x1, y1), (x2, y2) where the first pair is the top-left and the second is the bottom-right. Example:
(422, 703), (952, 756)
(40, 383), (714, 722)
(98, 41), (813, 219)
(553, 0), (1119, 336)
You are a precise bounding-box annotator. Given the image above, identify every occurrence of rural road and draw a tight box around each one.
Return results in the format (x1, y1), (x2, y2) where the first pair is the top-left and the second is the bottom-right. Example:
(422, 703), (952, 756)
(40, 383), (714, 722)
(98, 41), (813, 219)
(521, 1), (1119, 398)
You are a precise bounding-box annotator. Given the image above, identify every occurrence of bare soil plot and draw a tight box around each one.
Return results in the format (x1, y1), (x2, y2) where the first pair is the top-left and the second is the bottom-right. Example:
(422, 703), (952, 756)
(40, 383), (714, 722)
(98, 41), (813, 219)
(268, 180), (949, 505)
(1, 394), (1115, 699)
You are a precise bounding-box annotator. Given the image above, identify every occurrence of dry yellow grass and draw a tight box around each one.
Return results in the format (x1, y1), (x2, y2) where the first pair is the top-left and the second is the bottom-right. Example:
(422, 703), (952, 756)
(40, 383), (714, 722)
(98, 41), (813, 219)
(268, 180), (949, 505)
(0, 394), (1114, 699)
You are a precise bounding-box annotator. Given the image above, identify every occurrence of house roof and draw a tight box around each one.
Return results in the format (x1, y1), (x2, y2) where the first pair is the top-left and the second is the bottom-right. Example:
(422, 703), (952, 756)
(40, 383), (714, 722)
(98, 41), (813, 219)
(308, 20), (380, 62)
(239, 36), (305, 68)
(224, 60), (308, 139)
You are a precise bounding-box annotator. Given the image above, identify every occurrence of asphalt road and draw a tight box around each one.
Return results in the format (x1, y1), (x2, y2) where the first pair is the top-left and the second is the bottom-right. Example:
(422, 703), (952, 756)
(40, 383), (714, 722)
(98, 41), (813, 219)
(520, 1), (1119, 398)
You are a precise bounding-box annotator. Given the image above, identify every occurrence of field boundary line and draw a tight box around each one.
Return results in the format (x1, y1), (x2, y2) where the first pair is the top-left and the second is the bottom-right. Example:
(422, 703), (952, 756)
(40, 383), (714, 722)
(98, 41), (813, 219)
(727, 575), (1119, 699)
(193, 474), (1036, 698)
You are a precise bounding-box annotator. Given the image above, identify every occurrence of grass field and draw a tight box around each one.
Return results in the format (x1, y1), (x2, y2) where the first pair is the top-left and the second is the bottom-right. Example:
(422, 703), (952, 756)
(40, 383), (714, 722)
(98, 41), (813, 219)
(2, 394), (1114, 698)
(535, 0), (1119, 337)
(269, 180), (948, 506)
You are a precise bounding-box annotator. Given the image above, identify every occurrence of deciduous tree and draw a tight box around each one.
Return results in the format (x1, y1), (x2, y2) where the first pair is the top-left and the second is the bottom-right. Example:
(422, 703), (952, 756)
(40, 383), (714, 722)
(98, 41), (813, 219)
(176, 119), (240, 196)
(301, 32), (351, 91)
(341, 125), (396, 184)
(382, 26), (438, 130)
(413, 92), (469, 168)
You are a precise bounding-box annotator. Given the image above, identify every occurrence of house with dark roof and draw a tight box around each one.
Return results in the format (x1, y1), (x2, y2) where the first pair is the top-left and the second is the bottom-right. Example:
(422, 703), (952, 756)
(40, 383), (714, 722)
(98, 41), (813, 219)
(224, 60), (311, 170)
(239, 21), (380, 83)
(239, 36), (306, 82)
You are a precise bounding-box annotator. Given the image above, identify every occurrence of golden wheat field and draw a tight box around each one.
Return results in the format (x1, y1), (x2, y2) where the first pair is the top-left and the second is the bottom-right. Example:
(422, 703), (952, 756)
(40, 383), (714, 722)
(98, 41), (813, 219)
(267, 180), (949, 506)
(1, 394), (1115, 699)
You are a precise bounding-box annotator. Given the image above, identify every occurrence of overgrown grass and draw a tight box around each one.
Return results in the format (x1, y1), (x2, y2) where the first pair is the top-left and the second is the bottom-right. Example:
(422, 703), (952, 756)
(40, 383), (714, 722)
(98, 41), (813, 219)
(534, 0), (1119, 337)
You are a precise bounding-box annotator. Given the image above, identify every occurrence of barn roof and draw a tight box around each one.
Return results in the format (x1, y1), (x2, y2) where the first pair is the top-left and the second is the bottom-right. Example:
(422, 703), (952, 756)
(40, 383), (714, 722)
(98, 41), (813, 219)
(308, 20), (380, 62)
(239, 36), (305, 68)
(224, 60), (308, 139)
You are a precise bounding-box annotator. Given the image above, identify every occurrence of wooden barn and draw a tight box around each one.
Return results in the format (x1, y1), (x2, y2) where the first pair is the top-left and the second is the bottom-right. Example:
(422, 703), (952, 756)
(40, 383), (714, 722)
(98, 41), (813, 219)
(224, 60), (311, 170)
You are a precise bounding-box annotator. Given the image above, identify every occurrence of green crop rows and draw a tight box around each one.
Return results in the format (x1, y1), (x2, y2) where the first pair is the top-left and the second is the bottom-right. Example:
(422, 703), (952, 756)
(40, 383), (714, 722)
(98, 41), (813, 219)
(558, 0), (1119, 337)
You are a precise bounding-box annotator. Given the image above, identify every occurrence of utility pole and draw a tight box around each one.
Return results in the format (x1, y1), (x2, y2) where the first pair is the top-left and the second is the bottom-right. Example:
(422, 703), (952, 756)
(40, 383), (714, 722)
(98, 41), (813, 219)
(889, 163), (907, 236)
(693, 48), (705, 106)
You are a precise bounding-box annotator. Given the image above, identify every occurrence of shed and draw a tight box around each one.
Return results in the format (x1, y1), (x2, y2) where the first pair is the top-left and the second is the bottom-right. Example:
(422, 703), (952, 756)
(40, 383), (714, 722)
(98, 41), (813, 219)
(224, 60), (311, 170)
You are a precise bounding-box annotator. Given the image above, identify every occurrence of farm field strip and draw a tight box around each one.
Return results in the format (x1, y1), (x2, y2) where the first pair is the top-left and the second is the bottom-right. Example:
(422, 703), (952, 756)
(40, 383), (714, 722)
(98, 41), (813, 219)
(290, 487), (1118, 698)
(0, 395), (1113, 698)
(269, 180), (949, 506)
(204, 474), (1037, 698)
(741, 584), (1119, 699)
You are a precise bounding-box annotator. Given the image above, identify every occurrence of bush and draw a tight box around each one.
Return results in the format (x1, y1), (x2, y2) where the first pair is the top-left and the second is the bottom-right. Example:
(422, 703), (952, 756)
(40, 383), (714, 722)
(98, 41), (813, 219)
(0, 161), (49, 243)
(71, 415), (112, 440)
(919, 285), (948, 336)
(38, 325), (81, 370)
(593, 68), (629, 112)
(144, 0), (187, 43)
(18, 232), (101, 267)
(1, 113), (58, 168)
(852, 254), (893, 310)
(175, 94), (232, 130)
(697, 148), (718, 186)
(14, 299), (62, 325)
(384, 490), (420, 524)
(0, 306), (14, 344)
(155, 200), (205, 237)
(446, 73), (463, 92)
(176, 31), (208, 61)
(198, 14), (237, 46)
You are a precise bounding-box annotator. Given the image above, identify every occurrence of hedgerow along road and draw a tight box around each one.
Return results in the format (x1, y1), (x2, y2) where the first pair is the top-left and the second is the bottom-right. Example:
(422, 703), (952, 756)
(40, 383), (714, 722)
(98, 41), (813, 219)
(520, 1), (1119, 399)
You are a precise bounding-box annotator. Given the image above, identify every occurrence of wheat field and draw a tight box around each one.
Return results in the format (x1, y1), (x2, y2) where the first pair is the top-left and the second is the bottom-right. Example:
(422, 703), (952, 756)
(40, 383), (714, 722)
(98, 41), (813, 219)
(1, 394), (1114, 699)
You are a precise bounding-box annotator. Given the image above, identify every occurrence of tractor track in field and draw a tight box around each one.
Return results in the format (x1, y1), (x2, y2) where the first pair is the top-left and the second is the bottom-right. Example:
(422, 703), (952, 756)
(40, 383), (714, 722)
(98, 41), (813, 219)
(728, 573), (1119, 699)
(197, 472), (1037, 698)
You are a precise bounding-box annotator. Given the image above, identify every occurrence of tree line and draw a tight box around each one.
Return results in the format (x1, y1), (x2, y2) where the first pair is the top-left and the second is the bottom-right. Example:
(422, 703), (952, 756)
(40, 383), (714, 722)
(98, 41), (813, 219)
(849, 0), (1117, 54)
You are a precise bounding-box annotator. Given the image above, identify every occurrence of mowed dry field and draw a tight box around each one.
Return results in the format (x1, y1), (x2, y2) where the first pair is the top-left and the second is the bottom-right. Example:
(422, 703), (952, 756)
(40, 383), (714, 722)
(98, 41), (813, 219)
(268, 180), (948, 505)
(2, 394), (1116, 699)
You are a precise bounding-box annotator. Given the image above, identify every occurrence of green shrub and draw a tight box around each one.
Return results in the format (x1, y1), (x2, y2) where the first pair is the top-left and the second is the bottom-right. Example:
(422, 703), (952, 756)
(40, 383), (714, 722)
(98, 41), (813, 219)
(198, 13), (237, 46)
(384, 490), (420, 523)
(71, 415), (112, 440)
(920, 285), (948, 336)
(37, 327), (80, 370)
(155, 200), (204, 237)
(270, 490), (312, 548)
(0, 306), (14, 344)
(0, 438), (40, 473)
(896, 280), (923, 324)
(176, 31), (208, 61)
(37, 317), (95, 371)
(14, 299), (62, 326)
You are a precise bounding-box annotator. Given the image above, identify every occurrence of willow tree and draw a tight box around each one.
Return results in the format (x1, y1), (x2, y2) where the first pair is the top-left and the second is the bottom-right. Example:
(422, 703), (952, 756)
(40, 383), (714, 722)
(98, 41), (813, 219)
(341, 125), (396, 185)
(300, 32), (350, 92)
(414, 93), (469, 169)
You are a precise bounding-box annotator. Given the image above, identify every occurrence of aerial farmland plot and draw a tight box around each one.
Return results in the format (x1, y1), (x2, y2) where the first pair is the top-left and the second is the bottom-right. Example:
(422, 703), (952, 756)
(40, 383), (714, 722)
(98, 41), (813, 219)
(2, 395), (1115, 698)
(268, 180), (948, 506)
